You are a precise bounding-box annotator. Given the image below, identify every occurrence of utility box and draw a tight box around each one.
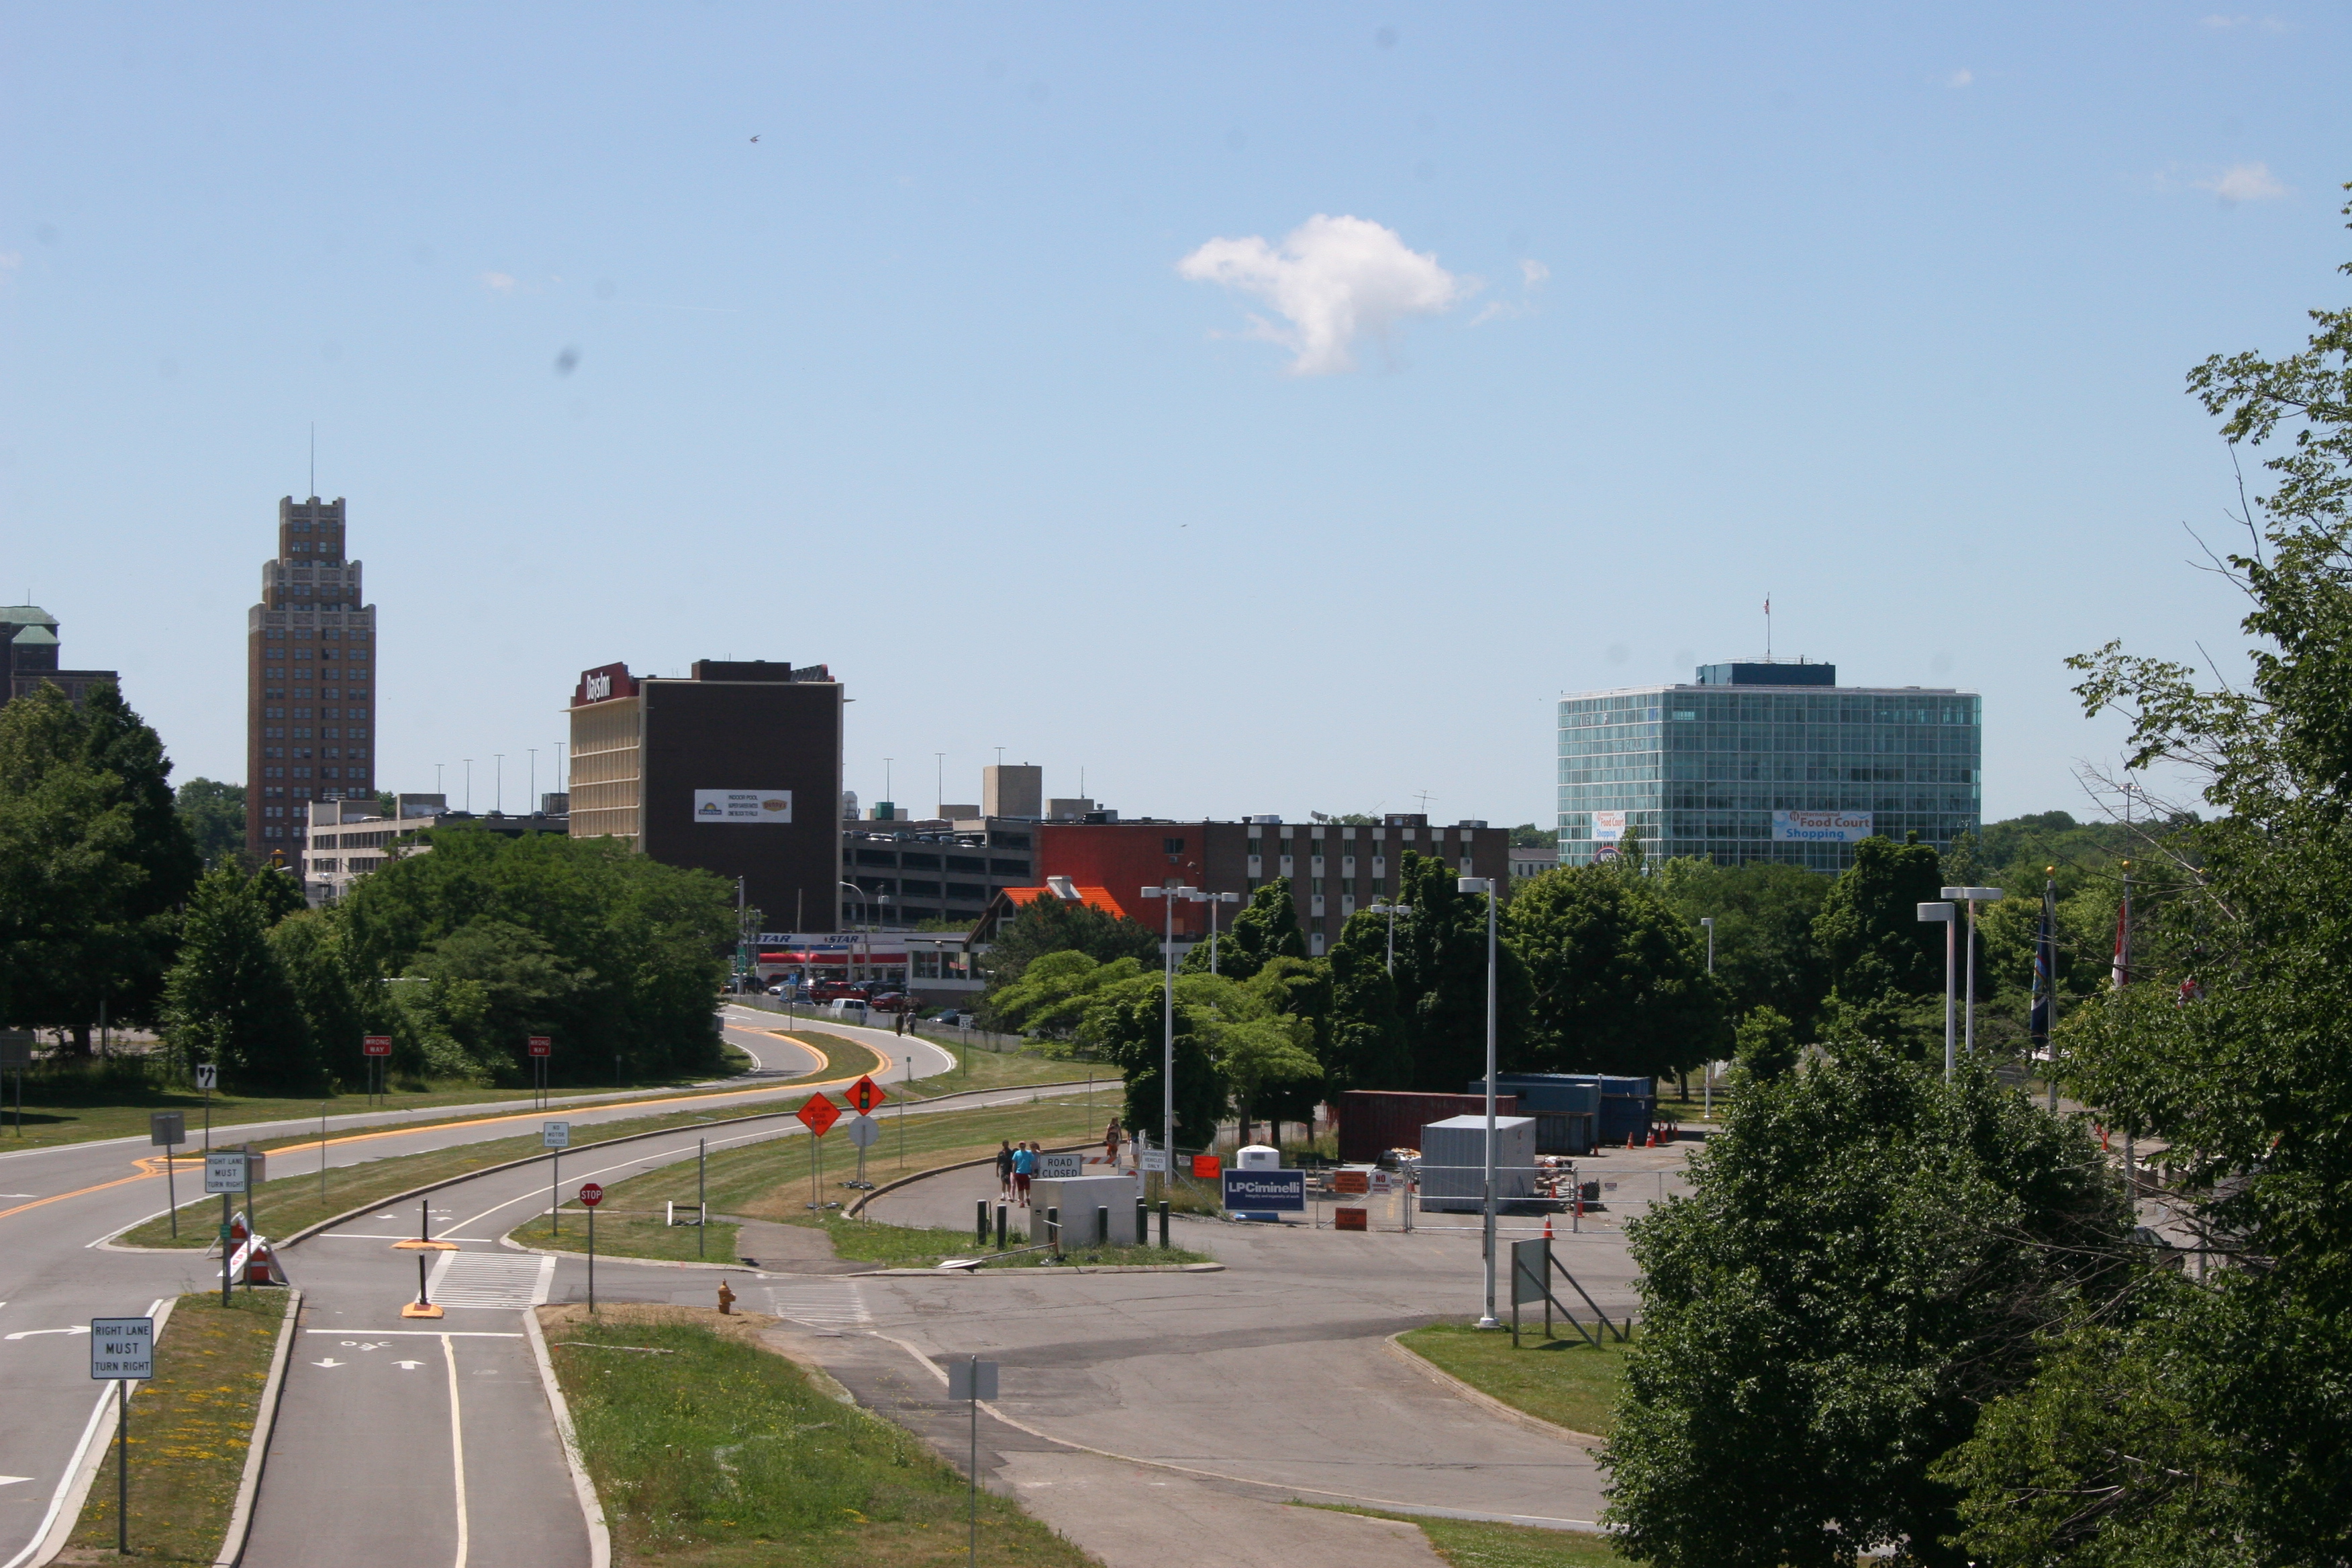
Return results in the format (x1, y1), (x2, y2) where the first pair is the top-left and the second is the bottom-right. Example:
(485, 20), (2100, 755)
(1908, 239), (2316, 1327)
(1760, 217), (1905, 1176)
(1417, 1115), (1538, 1213)
(1030, 1174), (1139, 1246)
(1234, 1144), (1281, 1171)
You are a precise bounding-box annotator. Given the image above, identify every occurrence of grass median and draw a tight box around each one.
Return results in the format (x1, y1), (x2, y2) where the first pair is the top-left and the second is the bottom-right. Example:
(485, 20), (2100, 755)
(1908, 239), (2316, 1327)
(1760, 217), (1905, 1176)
(63, 1290), (291, 1566)
(1395, 1322), (1633, 1438)
(506, 1095), (1204, 1270)
(1319, 1507), (1632, 1567)
(543, 1304), (1095, 1567)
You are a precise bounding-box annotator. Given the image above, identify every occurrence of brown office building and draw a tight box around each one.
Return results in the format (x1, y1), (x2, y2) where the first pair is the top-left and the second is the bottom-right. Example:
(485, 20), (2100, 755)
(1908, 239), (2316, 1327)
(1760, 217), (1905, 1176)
(246, 497), (377, 860)
(568, 659), (844, 932)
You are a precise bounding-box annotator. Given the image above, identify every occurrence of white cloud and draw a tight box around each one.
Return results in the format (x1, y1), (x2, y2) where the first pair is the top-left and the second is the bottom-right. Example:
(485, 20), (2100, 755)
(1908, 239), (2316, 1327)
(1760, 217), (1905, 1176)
(1177, 214), (1468, 375)
(2198, 162), (2288, 201)
(480, 271), (518, 294)
(1948, 68), (1973, 87)
(1520, 259), (1551, 287)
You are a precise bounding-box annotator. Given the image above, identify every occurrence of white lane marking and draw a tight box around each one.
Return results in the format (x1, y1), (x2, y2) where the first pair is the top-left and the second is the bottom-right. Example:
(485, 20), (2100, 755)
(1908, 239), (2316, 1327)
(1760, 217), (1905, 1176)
(311, 1359), (344, 1368)
(0, 1296), (164, 1568)
(765, 1281), (870, 1328)
(532, 1253), (557, 1306)
(304, 1328), (522, 1338)
(2, 1326), (89, 1341)
(425, 1251), (549, 1311)
(0, 1479), (28, 1487)
(443, 1334), (470, 1568)
(316, 1233), (496, 1242)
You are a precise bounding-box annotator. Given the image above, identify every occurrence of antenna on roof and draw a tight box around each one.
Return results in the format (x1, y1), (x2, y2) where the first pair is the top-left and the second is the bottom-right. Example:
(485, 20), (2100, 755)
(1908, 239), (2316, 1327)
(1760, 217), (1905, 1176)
(309, 424), (315, 499)
(1764, 594), (1773, 661)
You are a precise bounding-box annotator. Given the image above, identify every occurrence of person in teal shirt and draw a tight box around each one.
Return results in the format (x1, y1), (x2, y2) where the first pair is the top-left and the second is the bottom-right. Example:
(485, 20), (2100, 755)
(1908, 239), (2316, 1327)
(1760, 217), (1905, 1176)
(1010, 1142), (1037, 1207)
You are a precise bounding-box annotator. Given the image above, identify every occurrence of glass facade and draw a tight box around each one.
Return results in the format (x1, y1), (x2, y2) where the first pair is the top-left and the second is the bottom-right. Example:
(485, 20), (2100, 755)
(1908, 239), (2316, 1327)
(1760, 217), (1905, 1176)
(1557, 675), (1981, 873)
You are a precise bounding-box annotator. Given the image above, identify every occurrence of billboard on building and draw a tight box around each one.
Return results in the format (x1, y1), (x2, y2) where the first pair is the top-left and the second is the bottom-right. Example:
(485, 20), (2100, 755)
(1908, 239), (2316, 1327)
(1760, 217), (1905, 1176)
(692, 789), (793, 824)
(1591, 810), (1627, 842)
(1771, 810), (1873, 843)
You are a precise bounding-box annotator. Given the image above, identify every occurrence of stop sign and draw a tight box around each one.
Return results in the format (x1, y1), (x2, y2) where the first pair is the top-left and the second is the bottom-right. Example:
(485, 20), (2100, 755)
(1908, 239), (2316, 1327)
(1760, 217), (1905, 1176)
(577, 1183), (603, 1208)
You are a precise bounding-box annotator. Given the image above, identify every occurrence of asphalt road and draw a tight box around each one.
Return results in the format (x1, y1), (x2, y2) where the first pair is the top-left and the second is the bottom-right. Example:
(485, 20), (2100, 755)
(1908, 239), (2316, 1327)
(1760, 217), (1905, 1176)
(0, 1010), (953, 1568)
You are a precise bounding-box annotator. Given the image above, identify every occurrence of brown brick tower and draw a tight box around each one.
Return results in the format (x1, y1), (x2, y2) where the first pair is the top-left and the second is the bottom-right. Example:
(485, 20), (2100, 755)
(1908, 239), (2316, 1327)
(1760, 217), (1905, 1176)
(245, 497), (377, 863)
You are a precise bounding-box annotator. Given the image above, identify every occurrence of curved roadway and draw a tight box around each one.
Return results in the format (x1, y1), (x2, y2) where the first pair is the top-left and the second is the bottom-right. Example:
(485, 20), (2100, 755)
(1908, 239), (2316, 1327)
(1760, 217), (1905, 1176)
(0, 1010), (952, 1568)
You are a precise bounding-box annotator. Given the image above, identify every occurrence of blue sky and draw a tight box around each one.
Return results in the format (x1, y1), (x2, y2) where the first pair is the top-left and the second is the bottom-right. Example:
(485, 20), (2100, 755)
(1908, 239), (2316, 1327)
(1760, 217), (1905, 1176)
(3, 3), (2345, 828)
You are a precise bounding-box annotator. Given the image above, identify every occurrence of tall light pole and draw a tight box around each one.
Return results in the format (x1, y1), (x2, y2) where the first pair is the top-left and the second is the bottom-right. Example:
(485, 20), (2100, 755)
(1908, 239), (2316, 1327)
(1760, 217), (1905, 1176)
(838, 881), (865, 985)
(1460, 875), (1500, 1330)
(1369, 901), (1414, 974)
(1918, 902), (1957, 1081)
(1139, 883), (1205, 1188)
(1204, 890), (1240, 974)
(1700, 917), (1716, 1118)
(1941, 885), (2004, 1058)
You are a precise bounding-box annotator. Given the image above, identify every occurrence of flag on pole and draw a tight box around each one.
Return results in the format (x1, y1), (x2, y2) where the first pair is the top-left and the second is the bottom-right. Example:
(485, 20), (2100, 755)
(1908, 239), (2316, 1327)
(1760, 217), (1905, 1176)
(2028, 877), (2057, 1049)
(2110, 876), (2132, 991)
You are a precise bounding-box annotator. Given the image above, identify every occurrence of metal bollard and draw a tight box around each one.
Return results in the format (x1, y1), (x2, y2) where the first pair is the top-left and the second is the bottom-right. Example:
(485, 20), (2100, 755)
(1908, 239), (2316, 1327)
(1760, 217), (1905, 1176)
(1158, 1199), (1171, 1249)
(995, 1204), (1008, 1251)
(1097, 1205), (1110, 1246)
(1135, 1197), (1146, 1248)
(975, 1198), (989, 1246)
(1046, 1206), (1061, 1259)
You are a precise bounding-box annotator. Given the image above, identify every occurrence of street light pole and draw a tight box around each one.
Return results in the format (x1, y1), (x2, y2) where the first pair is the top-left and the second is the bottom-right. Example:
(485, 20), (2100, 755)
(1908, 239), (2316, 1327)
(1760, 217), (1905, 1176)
(1918, 902), (1957, 1081)
(1460, 875), (1500, 1329)
(1941, 885), (2005, 1059)
(1700, 916), (1715, 1118)
(1369, 901), (1414, 975)
(837, 880), (865, 986)
(1205, 890), (1239, 974)
(1140, 883), (1204, 1187)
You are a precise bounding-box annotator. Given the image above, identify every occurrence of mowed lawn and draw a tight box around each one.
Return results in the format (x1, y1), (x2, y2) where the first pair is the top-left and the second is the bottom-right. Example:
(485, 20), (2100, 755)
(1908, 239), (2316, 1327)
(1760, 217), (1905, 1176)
(1396, 1322), (1633, 1439)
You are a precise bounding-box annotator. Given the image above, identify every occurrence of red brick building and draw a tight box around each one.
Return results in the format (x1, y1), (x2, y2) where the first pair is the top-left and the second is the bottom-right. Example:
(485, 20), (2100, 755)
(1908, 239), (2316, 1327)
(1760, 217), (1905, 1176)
(1032, 816), (1510, 955)
(246, 497), (375, 861)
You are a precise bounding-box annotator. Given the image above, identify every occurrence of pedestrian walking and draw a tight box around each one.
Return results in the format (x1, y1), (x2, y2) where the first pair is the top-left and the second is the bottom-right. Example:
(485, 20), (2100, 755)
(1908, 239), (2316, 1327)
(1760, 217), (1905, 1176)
(1011, 1141), (1036, 1207)
(995, 1140), (1016, 1202)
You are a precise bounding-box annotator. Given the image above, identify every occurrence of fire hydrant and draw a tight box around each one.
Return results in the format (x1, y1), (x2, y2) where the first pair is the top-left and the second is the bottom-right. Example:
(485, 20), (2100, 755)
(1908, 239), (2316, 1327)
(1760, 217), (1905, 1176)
(717, 1280), (736, 1316)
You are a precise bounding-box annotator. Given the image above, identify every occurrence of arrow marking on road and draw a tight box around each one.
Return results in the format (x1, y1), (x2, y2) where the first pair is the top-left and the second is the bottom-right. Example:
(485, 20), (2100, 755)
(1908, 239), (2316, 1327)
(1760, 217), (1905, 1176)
(393, 1359), (425, 1370)
(3, 1326), (89, 1340)
(311, 1359), (344, 1368)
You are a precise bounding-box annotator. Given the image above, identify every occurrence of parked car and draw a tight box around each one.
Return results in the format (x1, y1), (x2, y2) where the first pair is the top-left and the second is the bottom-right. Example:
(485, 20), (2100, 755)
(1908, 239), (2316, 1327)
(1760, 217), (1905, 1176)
(867, 991), (914, 1014)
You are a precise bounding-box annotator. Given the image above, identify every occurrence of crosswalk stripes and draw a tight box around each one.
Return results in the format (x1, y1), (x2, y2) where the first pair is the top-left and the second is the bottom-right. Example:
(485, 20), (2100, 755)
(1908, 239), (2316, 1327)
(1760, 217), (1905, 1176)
(765, 1280), (871, 1328)
(426, 1250), (558, 1310)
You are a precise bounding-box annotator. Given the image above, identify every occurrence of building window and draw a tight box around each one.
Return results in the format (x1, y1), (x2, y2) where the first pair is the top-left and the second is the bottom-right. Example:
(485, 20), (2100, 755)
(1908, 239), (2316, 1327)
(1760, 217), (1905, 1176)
(1163, 837), (1185, 854)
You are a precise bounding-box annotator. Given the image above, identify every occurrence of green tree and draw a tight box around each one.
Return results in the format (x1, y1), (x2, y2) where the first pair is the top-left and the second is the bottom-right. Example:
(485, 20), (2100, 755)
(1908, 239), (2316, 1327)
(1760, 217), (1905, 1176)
(1812, 834), (1949, 1005)
(985, 950), (1147, 1038)
(1602, 1042), (2132, 1568)
(1731, 1003), (1798, 1079)
(1509, 822), (1557, 849)
(1328, 851), (1534, 1091)
(1083, 973), (1230, 1148)
(174, 777), (248, 869)
(1242, 954), (1332, 1132)
(1655, 856), (1832, 1040)
(337, 829), (731, 1082)
(0, 683), (200, 1046)
(1945, 201), (2352, 1565)
(1321, 934), (1412, 1095)
(269, 909), (373, 1085)
(161, 867), (315, 1088)
(1506, 863), (1730, 1080)
(979, 894), (1163, 993)
(1180, 879), (1304, 981)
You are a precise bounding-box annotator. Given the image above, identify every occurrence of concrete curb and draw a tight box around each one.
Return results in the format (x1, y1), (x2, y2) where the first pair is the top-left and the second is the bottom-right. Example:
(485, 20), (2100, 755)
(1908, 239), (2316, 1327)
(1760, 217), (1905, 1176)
(496, 1236), (801, 1276)
(16, 1296), (177, 1568)
(132, 1078), (1101, 1256)
(865, 1262), (1224, 1275)
(210, 1288), (303, 1568)
(526, 1308), (611, 1568)
(1378, 1331), (1606, 1448)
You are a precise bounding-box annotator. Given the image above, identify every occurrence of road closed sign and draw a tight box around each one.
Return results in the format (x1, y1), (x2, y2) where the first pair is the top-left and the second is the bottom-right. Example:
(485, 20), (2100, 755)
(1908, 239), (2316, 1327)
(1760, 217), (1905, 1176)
(577, 1183), (603, 1208)
(90, 1318), (154, 1379)
(1037, 1152), (1084, 1181)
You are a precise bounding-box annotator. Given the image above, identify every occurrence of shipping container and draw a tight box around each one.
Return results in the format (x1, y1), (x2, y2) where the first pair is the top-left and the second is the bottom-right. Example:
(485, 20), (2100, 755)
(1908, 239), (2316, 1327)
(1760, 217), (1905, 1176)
(1473, 1073), (1656, 1151)
(1417, 1115), (1538, 1212)
(1336, 1091), (1522, 1165)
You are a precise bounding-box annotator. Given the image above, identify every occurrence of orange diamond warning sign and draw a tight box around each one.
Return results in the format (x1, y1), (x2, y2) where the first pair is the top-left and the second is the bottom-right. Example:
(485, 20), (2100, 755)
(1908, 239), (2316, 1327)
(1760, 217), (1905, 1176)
(845, 1075), (888, 1116)
(795, 1093), (841, 1138)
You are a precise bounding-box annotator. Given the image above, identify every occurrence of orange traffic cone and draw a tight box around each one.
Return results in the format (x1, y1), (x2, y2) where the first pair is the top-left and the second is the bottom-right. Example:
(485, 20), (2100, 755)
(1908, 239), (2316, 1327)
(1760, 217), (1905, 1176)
(1646, 1130), (1657, 1148)
(1542, 1214), (1555, 1241)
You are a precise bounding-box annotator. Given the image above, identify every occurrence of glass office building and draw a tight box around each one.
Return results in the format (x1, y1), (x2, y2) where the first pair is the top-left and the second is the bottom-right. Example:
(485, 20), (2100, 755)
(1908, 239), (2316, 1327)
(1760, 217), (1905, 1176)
(1557, 660), (1980, 873)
